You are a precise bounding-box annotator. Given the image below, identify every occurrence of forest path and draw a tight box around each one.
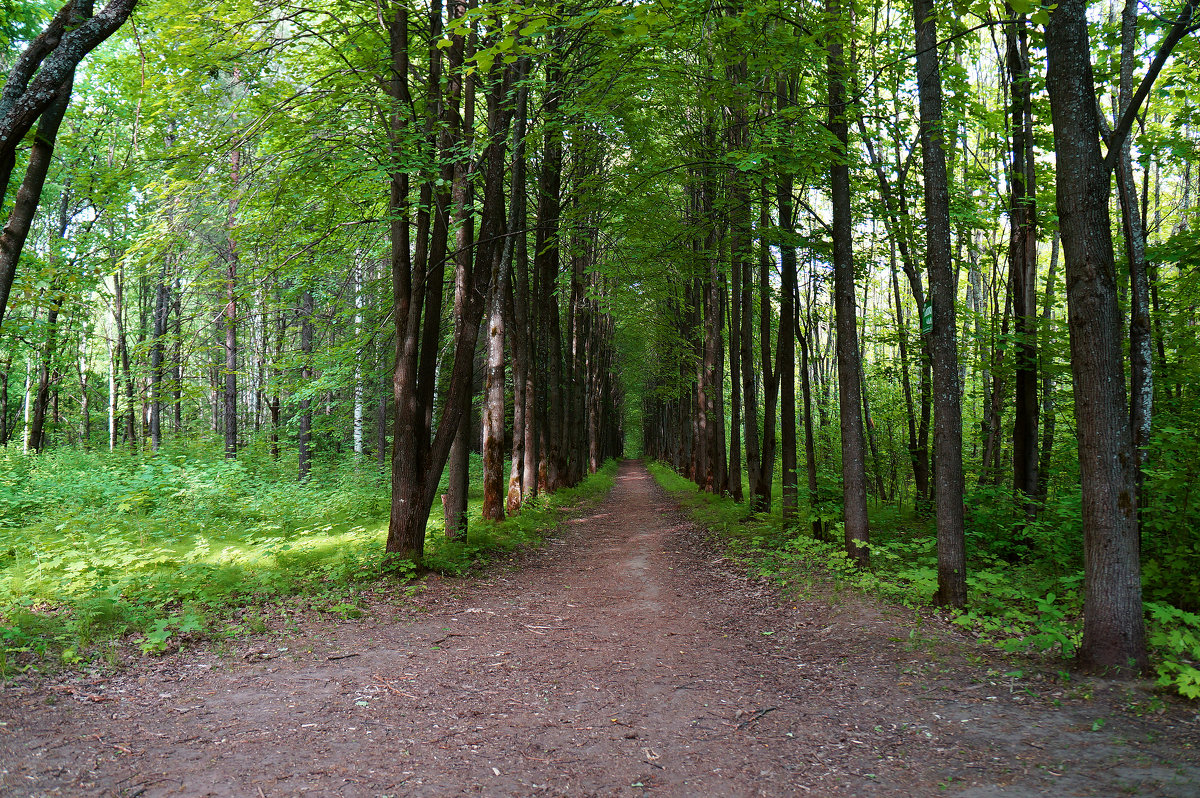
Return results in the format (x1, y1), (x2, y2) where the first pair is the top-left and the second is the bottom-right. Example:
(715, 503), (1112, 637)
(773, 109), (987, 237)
(2, 460), (1198, 797)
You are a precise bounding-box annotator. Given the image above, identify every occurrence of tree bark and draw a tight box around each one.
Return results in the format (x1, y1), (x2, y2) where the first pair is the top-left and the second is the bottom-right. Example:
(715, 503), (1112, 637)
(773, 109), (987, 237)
(915, 0), (967, 606)
(114, 260), (135, 447)
(798, 314), (822, 540)
(1007, 12), (1040, 517)
(757, 180), (779, 509)
(1114, 0), (1153, 492)
(506, 57), (531, 514)
(1045, 0), (1147, 671)
(444, 415), (469, 540)
(828, 4), (870, 567)
(481, 192), (509, 521)
(149, 255), (171, 451)
(352, 261), (364, 456)
(223, 145), (240, 459)
(27, 301), (60, 452)
(1, 0), (137, 231)
(777, 165), (798, 526)
(1036, 233), (1059, 502)
(386, 6), (515, 562)
(0, 356), (9, 445)
(172, 277), (182, 435)
(298, 289), (313, 481)
(0, 69), (73, 335)
(535, 50), (565, 494)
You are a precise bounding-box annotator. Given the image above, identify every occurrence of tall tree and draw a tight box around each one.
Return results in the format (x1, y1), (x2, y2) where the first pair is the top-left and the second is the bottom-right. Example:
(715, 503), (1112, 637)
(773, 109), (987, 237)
(222, 141), (241, 459)
(535, 43), (565, 493)
(915, 0), (967, 606)
(828, 0), (869, 567)
(1007, 11), (1039, 517)
(148, 253), (171, 452)
(1045, 0), (1147, 671)
(506, 55), (532, 514)
(298, 288), (314, 481)
(777, 123), (798, 525)
(1113, 0), (1152, 490)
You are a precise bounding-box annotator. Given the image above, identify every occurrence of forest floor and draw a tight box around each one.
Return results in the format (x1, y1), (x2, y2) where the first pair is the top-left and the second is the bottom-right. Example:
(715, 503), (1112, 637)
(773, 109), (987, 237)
(1, 460), (1198, 797)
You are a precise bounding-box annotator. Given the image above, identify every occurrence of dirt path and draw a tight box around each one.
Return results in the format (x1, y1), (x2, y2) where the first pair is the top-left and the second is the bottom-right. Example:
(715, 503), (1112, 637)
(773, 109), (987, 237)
(2, 460), (1198, 796)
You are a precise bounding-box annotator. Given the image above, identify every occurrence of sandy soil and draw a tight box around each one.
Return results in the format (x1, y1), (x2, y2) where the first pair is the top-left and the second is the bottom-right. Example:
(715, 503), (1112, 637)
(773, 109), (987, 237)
(1, 460), (1197, 797)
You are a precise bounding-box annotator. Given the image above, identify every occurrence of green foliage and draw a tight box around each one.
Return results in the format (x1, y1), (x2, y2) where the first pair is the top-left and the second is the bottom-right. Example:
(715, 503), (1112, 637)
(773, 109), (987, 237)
(0, 0), (55, 60)
(0, 443), (386, 670)
(1146, 602), (1200, 699)
(649, 460), (1198, 699)
(0, 445), (618, 673)
(1141, 419), (1200, 612)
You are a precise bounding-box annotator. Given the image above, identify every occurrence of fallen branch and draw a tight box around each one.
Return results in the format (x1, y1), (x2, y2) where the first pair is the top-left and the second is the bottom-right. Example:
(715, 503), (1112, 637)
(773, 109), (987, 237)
(736, 706), (779, 730)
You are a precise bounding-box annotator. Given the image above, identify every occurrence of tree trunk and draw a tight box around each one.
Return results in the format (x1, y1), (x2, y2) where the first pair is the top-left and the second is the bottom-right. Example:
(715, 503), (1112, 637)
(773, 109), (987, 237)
(149, 256), (171, 451)
(1045, 0), (1147, 671)
(535, 52), (565, 494)
(107, 338), (116, 451)
(353, 260), (364, 456)
(778, 165), (798, 526)
(860, 282), (885, 499)
(506, 57), (531, 514)
(298, 289), (314, 481)
(172, 277), (182, 435)
(27, 300), (60, 453)
(223, 145), (240, 460)
(444, 416), (469, 540)
(916, 0), (967, 606)
(1, 0), (137, 329)
(386, 6), (515, 562)
(21, 354), (32, 452)
(1036, 233), (1060, 502)
(444, 12), (474, 538)
(797, 296), (823, 540)
(1008, 12), (1040, 517)
(889, 249), (920, 507)
(1, 0), (136, 206)
(828, 5), (870, 567)
(725, 235), (742, 498)
(1, 85), (73, 340)
(0, 357), (9, 446)
(114, 261), (136, 448)
(757, 180), (779, 509)
(1114, 0), (1153, 493)
(481, 202), (509, 522)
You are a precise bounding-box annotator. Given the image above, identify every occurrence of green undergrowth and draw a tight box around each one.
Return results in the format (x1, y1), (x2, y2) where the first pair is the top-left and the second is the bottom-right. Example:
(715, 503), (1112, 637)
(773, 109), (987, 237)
(648, 461), (1200, 700)
(0, 443), (617, 676)
(419, 458), (618, 576)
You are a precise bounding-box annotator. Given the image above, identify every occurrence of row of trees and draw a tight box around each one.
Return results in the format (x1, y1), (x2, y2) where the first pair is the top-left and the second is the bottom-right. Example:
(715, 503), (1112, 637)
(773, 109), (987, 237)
(1, 0), (627, 556)
(632, 0), (1198, 675)
(4, 0), (1200, 676)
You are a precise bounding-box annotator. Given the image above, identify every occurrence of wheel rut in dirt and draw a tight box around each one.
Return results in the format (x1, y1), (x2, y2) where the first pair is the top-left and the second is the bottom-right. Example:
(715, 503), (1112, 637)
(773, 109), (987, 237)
(2, 460), (1198, 797)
